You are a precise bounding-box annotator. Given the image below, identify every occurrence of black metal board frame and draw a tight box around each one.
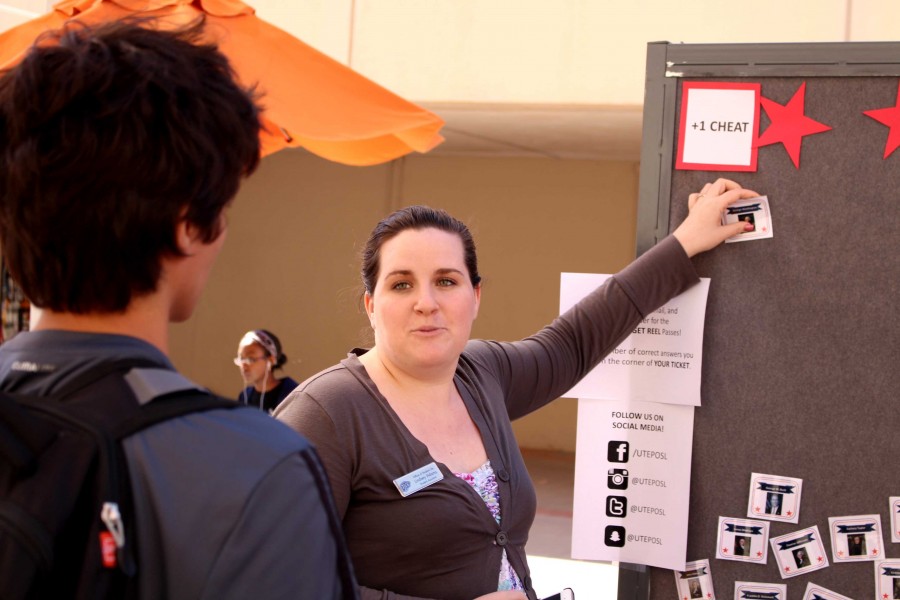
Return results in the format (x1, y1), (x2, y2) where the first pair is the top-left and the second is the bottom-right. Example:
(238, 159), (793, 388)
(619, 41), (900, 600)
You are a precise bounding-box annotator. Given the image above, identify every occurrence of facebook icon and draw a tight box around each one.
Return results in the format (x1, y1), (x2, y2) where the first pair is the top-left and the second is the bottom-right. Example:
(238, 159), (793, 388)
(607, 440), (629, 463)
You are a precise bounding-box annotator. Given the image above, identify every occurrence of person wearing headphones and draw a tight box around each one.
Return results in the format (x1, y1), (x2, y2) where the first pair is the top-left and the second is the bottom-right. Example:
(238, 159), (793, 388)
(235, 329), (298, 413)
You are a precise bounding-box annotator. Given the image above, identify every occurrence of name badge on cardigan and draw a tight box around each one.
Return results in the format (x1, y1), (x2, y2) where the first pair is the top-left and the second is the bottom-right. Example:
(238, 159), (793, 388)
(393, 462), (444, 497)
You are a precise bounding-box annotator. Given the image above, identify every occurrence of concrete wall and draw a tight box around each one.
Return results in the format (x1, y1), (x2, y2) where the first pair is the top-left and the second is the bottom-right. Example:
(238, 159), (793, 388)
(253, 0), (897, 107)
(8, 1), (897, 106)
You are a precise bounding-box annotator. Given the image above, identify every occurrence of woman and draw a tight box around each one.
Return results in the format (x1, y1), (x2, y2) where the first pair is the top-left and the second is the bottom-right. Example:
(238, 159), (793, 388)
(275, 179), (758, 600)
(235, 329), (298, 413)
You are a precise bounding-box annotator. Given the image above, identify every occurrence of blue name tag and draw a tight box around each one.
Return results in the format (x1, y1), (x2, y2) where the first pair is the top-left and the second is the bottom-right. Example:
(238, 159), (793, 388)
(393, 462), (444, 497)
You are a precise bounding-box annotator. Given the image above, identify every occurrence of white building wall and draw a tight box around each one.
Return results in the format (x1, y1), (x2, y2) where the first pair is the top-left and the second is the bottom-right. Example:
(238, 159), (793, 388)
(252, 0), (894, 108)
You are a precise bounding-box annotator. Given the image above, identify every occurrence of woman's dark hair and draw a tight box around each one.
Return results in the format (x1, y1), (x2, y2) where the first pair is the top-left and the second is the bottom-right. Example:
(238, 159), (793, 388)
(361, 205), (482, 293)
(0, 19), (262, 313)
(258, 329), (287, 370)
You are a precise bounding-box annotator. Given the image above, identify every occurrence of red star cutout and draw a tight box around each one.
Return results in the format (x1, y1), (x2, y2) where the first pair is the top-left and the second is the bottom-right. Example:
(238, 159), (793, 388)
(863, 81), (900, 159)
(756, 82), (832, 168)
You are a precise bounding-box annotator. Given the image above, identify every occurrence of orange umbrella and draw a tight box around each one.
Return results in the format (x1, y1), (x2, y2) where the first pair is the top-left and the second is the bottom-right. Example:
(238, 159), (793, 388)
(0, 0), (445, 164)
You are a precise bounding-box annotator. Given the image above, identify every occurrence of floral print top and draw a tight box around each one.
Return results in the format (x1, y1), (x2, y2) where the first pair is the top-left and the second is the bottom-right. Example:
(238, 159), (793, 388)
(454, 460), (524, 592)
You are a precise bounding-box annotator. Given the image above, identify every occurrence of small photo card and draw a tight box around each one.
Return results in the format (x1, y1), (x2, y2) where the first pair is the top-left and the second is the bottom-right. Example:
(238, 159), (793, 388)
(675, 559), (716, 600)
(748, 473), (801, 523)
(716, 517), (770, 563)
(828, 514), (884, 562)
(734, 581), (786, 600)
(875, 559), (900, 600)
(891, 497), (900, 543)
(801, 582), (853, 600)
(723, 196), (773, 243)
(770, 525), (829, 579)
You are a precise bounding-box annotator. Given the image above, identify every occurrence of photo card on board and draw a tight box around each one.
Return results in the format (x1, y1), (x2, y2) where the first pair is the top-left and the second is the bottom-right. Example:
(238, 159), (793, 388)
(734, 581), (786, 600)
(716, 517), (769, 564)
(828, 514), (884, 563)
(675, 559), (717, 600)
(748, 473), (802, 524)
(770, 525), (829, 579)
(800, 582), (853, 600)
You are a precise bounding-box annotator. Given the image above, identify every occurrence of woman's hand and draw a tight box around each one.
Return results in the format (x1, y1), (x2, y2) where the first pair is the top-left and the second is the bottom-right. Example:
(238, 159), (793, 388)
(672, 178), (760, 258)
(474, 592), (528, 600)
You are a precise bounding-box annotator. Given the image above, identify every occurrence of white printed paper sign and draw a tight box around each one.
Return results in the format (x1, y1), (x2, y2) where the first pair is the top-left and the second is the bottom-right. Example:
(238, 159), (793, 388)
(571, 398), (694, 570)
(734, 581), (785, 600)
(874, 559), (900, 600)
(677, 81), (761, 171)
(716, 517), (770, 564)
(747, 473), (802, 524)
(560, 274), (710, 406)
(801, 582), (853, 600)
(770, 525), (829, 579)
(675, 559), (717, 600)
(828, 514), (884, 562)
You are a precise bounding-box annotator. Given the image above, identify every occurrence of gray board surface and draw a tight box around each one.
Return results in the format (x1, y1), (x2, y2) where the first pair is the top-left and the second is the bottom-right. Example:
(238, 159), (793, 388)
(622, 40), (900, 600)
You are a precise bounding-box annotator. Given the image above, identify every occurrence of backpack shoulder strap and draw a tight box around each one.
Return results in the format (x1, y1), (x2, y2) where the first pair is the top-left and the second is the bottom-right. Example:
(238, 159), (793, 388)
(114, 368), (237, 440)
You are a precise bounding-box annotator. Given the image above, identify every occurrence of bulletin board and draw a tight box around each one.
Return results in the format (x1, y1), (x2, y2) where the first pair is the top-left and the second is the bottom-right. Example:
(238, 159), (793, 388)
(618, 41), (900, 600)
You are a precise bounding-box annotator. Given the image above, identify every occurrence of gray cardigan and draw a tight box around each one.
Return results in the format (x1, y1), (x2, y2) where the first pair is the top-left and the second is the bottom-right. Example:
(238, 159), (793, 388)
(276, 235), (699, 600)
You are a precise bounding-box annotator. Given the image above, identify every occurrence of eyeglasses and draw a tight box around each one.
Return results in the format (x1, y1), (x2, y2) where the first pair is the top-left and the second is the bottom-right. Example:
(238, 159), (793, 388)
(233, 356), (266, 366)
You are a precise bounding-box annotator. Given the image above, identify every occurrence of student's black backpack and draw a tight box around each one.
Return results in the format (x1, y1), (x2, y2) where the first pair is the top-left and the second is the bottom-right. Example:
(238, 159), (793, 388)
(0, 359), (238, 599)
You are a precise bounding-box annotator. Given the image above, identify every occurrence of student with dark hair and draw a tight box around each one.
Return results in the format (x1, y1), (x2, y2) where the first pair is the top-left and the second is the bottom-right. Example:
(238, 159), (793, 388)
(276, 179), (758, 599)
(0, 20), (354, 599)
(235, 328), (299, 412)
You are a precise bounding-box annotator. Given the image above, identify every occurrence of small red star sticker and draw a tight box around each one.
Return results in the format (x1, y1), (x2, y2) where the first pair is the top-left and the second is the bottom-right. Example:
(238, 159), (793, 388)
(785, 567), (791, 572)
(838, 551), (844, 557)
(883, 594), (889, 599)
(683, 596), (688, 600)
(756, 551), (763, 557)
(707, 593), (712, 598)
(723, 548), (729, 554)
(786, 511), (793, 516)
(817, 556), (824, 562)
(756, 81), (832, 168)
(873, 548), (879, 555)
(754, 507), (761, 513)
(863, 81), (900, 159)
